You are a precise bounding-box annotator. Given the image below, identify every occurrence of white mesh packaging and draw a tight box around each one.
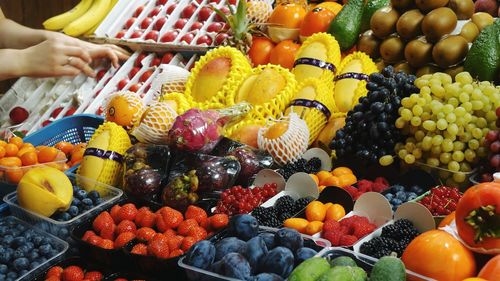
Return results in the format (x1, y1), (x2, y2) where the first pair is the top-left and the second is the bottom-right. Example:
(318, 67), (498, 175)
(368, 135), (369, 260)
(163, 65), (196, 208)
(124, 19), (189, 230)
(131, 101), (178, 144)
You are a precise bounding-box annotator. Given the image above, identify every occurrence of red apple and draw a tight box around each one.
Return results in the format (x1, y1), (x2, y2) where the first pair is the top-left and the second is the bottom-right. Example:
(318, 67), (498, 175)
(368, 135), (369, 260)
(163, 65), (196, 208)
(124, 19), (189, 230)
(51, 107), (63, 118)
(181, 5), (197, 18)
(194, 0), (203, 3)
(130, 30), (143, 39)
(206, 22), (224, 33)
(215, 7), (230, 22)
(9, 107), (29, 125)
(166, 3), (177, 15)
(189, 22), (204, 31)
(161, 52), (175, 64)
(96, 69), (107, 82)
(228, 0), (236, 4)
(128, 83), (143, 93)
(196, 35), (213, 45)
(156, 0), (168, 5)
(198, 7), (213, 21)
(145, 30), (159, 41)
(149, 6), (162, 17)
(180, 33), (195, 44)
(174, 18), (188, 29)
(134, 5), (145, 17)
(135, 53), (147, 67)
(129, 66), (141, 78)
(125, 17), (137, 29)
(215, 33), (229, 45)
(160, 30), (179, 42)
(64, 107), (76, 117)
(115, 30), (126, 38)
(150, 57), (161, 66)
(42, 120), (52, 127)
(94, 89), (102, 98)
(144, 84), (151, 92)
(139, 70), (154, 83)
(209, 0), (221, 3)
(117, 78), (130, 90)
(141, 17), (153, 29)
(154, 17), (167, 30)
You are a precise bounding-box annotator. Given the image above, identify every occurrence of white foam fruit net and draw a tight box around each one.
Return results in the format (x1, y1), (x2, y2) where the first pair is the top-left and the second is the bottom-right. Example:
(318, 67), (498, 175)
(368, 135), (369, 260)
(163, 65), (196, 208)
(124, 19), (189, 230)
(131, 101), (178, 144)
(247, 0), (273, 24)
(258, 112), (309, 165)
(150, 65), (190, 101)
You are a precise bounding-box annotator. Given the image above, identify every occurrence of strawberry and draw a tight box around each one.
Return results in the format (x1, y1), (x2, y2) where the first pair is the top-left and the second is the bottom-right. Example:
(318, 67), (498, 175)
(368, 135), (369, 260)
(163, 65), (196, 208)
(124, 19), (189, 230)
(114, 232), (136, 249)
(147, 234), (170, 259)
(185, 205), (208, 224)
(136, 227), (157, 242)
(62, 265), (84, 281)
(181, 236), (196, 252)
(100, 223), (116, 240)
(163, 228), (177, 239)
(131, 243), (148, 255)
(209, 214), (229, 230)
(189, 226), (207, 242)
(93, 211), (114, 233)
(200, 217), (210, 230)
(46, 266), (64, 279)
(117, 203), (138, 223)
(45, 277), (60, 281)
(167, 235), (184, 250)
(114, 279), (127, 281)
(110, 205), (122, 224)
(99, 239), (114, 249)
(339, 235), (358, 246)
(116, 220), (137, 235)
(323, 220), (341, 233)
(84, 271), (103, 281)
(322, 231), (341, 246)
(177, 219), (198, 236)
(87, 235), (103, 246)
(169, 249), (184, 258)
(156, 207), (183, 232)
(82, 230), (97, 242)
(135, 207), (156, 228)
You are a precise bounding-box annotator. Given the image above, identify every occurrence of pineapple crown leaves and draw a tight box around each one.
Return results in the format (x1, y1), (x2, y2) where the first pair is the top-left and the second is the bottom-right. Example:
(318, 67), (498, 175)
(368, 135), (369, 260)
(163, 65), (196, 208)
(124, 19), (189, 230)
(212, 0), (248, 41)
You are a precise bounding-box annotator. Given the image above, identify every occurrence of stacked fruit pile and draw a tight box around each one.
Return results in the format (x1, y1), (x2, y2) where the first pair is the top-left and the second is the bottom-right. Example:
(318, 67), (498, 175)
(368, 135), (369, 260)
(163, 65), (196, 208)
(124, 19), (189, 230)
(383, 184), (425, 211)
(44, 265), (103, 281)
(321, 215), (377, 247)
(284, 200), (346, 235)
(417, 186), (462, 216)
(214, 184), (278, 215)
(252, 195), (314, 228)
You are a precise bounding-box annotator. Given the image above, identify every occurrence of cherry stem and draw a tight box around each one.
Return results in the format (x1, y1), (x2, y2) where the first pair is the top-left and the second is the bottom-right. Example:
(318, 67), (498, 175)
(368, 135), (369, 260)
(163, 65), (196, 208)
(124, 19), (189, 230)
(465, 205), (500, 242)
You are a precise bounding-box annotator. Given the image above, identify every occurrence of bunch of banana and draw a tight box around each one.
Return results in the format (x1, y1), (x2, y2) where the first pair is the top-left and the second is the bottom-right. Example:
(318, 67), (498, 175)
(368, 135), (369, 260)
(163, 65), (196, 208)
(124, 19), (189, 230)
(43, 0), (118, 37)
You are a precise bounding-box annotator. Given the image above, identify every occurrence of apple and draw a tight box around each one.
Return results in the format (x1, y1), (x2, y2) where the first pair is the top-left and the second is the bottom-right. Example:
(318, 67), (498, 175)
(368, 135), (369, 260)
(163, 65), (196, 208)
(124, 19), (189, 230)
(194, 0), (204, 4)
(180, 33), (195, 44)
(215, 33), (229, 45)
(196, 35), (213, 45)
(181, 4), (197, 18)
(150, 56), (161, 66)
(207, 22), (224, 33)
(141, 17), (153, 29)
(140, 70), (154, 83)
(154, 17), (167, 30)
(228, 0), (236, 4)
(51, 107), (63, 118)
(160, 30), (179, 42)
(166, 3), (177, 15)
(215, 7), (230, 22)
(209, 0), (221, 3)
(162, 52), (175, 64)
(135, 53), (148, 66)
(174, 18), (188, 29)
(134, 5), (145, 17)
(149, 6), (162, 17)
(94, 89), (102, 98)
(189, 22), (204, 31)
(17, 167), (73, 217)
(143, 84), (151, 93)
(130, 30), (144, 39)
(128, 83), (143, 93)
(9, 106), (29, 124)
(64, 107), (76, 117)
(42, 120), (52, 127)
(96, 69), (107, 82)
(115, 30), (126, 39)
(117, 78), (130, 90)
(129, 66), (141, 78)
(156, 0), (168, 5)
(145, 30), (159, 41)
(198, 7), (213, 21)
(125, 17), (137, 29)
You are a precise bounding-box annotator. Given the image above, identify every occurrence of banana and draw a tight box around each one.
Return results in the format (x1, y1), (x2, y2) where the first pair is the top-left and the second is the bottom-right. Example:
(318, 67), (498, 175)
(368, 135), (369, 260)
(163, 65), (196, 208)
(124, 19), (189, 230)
(63, 0), (111, 37)
(85, 0), (118, 36)
(43, 0), (93, 31)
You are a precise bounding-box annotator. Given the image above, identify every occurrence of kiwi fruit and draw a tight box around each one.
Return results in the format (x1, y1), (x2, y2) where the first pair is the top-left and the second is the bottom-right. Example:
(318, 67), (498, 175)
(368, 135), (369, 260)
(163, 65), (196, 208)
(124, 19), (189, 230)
(432, 35), (469, 68)
(448, 0), (475, 20)
(460, 22), (480, 42)
(416, 0), (449, 12)
(445, 65), (465, 78)
(471, 12), (494, 32)
(405, 38), (433, 68)
(394, 62), (414, 74)
(416, 65), (442, 77)
(422, 7), (458, 43)
(380, 36), (405, 63)
(370, 7), (400, 39)
(357, 30), (381, 59)
(391, 0), (414, 10)
(397, 9), (425, 40)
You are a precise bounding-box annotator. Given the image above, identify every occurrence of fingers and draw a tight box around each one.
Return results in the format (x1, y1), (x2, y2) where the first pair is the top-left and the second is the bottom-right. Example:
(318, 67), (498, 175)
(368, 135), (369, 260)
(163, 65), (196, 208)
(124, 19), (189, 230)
(54, 65), (81, 77)
(67, 56), (96, 77)
(64, 46), (92, 64)
(105, 44), (131, 59)
(89, 46), (120, 68)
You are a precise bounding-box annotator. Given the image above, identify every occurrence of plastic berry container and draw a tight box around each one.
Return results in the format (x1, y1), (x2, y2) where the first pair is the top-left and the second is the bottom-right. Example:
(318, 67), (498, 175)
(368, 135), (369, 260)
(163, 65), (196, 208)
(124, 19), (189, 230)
(32, 256), (108, 281)
(410, 161), (476, 191)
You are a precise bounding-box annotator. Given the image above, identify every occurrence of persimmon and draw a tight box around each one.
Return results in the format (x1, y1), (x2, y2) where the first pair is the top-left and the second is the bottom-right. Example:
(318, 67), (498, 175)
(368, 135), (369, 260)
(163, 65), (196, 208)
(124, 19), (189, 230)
(17, 146), (36, 157)
(300, 7), (336, 37)
(269, 40), (300, 70)
(338, 173), (357, 187)
(0, 140), (7, 147)
(268, 3), (306, 29)
(0, 146), (5, 158)
(315, 1), (343, 15)
(248, 37), (275, 66)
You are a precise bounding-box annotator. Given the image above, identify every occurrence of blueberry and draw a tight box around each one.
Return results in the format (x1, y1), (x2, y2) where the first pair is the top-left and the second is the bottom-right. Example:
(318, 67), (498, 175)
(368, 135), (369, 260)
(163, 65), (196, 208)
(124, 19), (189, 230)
(32, 236), (43, 247)
(392, 198), (403, 206)
(88, 190), (100, 201)
(58, 228), (69, 238)
(61, 212), (72, 221)
(230, 215), (258, 241)
(0, 274), (4, 280)
(3, 235), (14, 246)
(13, 258), (29, 271)
(252, 273), (284, 281)
(30, 261), (40, 270)
(295, 247), (318, 266)
(275, 228), (304, 252)
(260, 247), (295, 278)
(73, 185), (80, 193)
(215, 237), (247, 261)
(82, 198), (93, 207)
(392, 185), (405, 192)
(76, 189), (88, 199)
(16, 224), (25, 232)
(185, 240), (215, 270)
(18, 246), (29, 255)
(49, 249), (59, 257)
(0, 264), (7, 273)
(39, 244), (52, 256)
(12, 237), (26, 248)
(222, 253), (251, 280)
(28, 251), (39, 261)
(384, 193), (394, 201)
(7, 271), (17, 279)
(68, 206), (79, 217)
(6, 277), (15, 281)
(94, 198), (104, 205)
(244, 236), (268, 272)
(407, 192), (418, 201)
(19, 269), (28, 276)
(71, 198), (81, 207)
(0, 226), (8, 236)
(396, 191), (407, 200)
(39, 257), (48, 263)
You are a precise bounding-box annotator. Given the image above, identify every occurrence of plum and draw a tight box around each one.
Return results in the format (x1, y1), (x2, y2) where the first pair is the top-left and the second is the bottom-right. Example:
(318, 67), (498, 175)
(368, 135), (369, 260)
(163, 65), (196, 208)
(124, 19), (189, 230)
(222, 253), (252, 279)
(259, 247), (295, 278)
(245, 236), (268, 271)
(185, 240), (216, 269)
(210, 259), (225, 274)
(258, 232), (275, 250)
(124, 168), (161, 197)
(475, 0), (498, 16)
(230, 215), (259, 241)
(252, 273), (284, 281)
(295, 247), (318, 266)
(275, 228), (304, 252)
(215, 237), (247, 261)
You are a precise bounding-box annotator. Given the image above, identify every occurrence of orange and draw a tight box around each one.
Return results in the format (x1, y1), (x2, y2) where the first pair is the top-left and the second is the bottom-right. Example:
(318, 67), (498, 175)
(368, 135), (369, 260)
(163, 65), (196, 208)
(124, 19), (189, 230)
(9, 136), (23, 148)
(439, 211), (455, 228)
(304, 221), (323, 235)
(0, 140), (7, 147)
(268, 3), (307, 29)
(309, 174), (319, 186)
(0, 146), (5, 158)
(338, 173), (357, 187)
(17, 146), (36, 157)
(37, 146), (58, 163)
(300, 7), (336, 37)
(322, 175), (340, 187)
(20, 151), (38, 166)
(332, 166), (353, 177)
(315, 1), (343, 15)
(6, 167), (24, 184)
(316, 170), (332, 185)
(248, 37), (275, 66)
(0, 157), (22, 167)
(318, 185), (327, 192)
(283, 218), (309, 233)
(325, 204), (346, 221)
(55, 142), (74, 155)
(305, 201), (327, 222)
(4, 144), (19, 157)
(269, 40), (300, 70)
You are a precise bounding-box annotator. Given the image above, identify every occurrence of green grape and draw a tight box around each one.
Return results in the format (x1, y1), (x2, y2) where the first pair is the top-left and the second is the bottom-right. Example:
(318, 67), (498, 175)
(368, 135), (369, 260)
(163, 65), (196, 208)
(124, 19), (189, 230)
(431, 145), (442, 155)
(405, 142), (416, 152)
(410, 116), (422, 126)
(398, 149), (408, 159)
(447, 123), (459, 136)
(476, 117), (487, 128)
(481, 95), (490, 106)
(483, 103), (492, 113)
(471, 88), (482, 100)
(472, 100), (484, 110)
(379, 155), (394, 166)
(448, 161), (460, 172)
(452, 151), (465, 162)
(465, 123), (476, 133)
(464, 113), (472, 123)
(439, 72), (453, 84)
(459, 92), (470, 103)
(456, 72), (473, 84)
(422, 136), (433, 151)
(395, 117), (406, 129)
(462, 84), (474, 93)
(401, 97), (413, 108)
(482, 128), (491, 136)
(483, 85), (497, 96)
(439, 170), (452, 180)
(422, 120), (436, 131)
(448, 97), (459, 107)
(421, 112), (432, 121)
(477, 147), (488, 158)
(430, 101), (443, 113)
(412, 105), (423, 116)
(445, 113), (456, 123)
(409, 126), (419, 135)
(454, 107), (466, 117)
(420, 86), (431, 96)
(443, 104), (454, 114)
(413, 148), (422, 159)
(468, 139), (479, 150)
(472, 128), (483, 139)
(460, 132), (472, 142)
(409, 94), (420, 104)
(441, 139), (454, 152)
(427, 157), (440, 167)
(463, 102), (473, 112)
(440, 152), (452, 164)
(432, 135), (444, 146)
(460, 162), (472, 172)
(401, 108), (413, 121)
(415, 78), (429, 89)
(437, 112), (445, 120)
(430, 77), (442, 86)
(453, 141), (465, 151)
(404, 154), (416, 164)
(464, 148), (476, 162)
(456, 117), (466, 126)
(437, 119), (448, 130)
(453, 173), (466, 183)
(417, 97), (427, 106)
(415, 130), (425, 141)
(443, 131), (456, 141)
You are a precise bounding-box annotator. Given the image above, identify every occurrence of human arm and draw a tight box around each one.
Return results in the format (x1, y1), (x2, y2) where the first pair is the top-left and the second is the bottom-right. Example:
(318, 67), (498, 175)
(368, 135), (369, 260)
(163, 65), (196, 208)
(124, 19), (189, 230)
(0, 9), (54, 49)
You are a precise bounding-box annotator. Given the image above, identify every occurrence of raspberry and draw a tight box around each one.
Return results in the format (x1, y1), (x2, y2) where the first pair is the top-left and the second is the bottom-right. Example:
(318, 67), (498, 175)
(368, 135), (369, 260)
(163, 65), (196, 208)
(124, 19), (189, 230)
(344, 186), (359, 198)
(353, 222), (376, 239)
(357, 180), (373, 192)
(374, 177), (389, 187)
(339, 235), (358, 246)
(322, 231), (341, 246)
(339, 225), (351, 235)
(323, 219), (341, 232)
(372, 182), (387, 192)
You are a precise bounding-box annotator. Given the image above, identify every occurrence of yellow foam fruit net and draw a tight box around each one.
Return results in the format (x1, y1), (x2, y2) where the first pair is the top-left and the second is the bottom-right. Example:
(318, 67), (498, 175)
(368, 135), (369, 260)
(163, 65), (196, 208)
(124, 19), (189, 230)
(131, 100), (178, 144)
(184, 46), (252, 110)
(257, 112), (310, 165)
(77, 122), (131, 194)
(224, 64), (298, 137)
(160, 91), (194, 115)
(285, 77), (338, 145)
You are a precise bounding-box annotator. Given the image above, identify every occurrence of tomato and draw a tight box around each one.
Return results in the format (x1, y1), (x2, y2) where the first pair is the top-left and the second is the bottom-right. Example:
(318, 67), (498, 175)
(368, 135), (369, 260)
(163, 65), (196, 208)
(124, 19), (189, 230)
(438, 211), (455, 228)
(248, 37), (275, 66)
(456, 182), (500, 253)
(300, 7), (336, 37)
(268, 3), (306, 29)
(402, 230), (477, 281)
(478, 254), (500, 280)
(269, 40), (300, 70)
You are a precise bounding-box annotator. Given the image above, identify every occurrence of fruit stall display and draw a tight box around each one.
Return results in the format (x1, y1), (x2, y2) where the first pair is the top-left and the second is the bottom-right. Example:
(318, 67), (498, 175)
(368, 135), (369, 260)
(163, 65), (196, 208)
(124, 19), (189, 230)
(1, 0), (500, 280)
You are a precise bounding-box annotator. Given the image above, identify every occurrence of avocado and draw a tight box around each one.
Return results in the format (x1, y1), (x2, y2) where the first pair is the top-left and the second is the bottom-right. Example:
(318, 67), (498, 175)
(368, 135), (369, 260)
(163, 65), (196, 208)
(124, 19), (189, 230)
(288, 257), (330, 281)
(330, 256), (358, 267)
(361, 0), (390, 31)
(328, 0), (365, 51)
(317, 266), (368, 281)
(464, 19), (500, 82)
(370, 256), (406, 281)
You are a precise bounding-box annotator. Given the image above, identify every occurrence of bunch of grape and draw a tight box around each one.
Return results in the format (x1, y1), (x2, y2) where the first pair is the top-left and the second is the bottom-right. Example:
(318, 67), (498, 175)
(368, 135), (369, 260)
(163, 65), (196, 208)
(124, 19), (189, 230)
(330, 66), (419, 165)
(395, 72), (500, 186)
(480, 107), (500, 181)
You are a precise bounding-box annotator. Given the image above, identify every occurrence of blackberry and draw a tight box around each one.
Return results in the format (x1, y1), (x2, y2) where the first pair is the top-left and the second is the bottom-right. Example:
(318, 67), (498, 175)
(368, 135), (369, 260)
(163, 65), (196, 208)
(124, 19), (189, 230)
(392, 242), (406, 257)
(368, 237), (398, 259)
(294, 197), (314, 213)
(279, 212), (293, 223)
(305, 157), (322, 174)
(359, 240), (376, 256)
(252, 207), (281, 228)
(394, 219), (419, 238)
(275, 196), (295, 214)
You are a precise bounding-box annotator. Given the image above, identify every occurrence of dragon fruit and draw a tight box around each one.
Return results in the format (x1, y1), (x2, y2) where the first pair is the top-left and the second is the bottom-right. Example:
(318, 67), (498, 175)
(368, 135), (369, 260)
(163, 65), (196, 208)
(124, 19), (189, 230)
(168, 103), (251, 153)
